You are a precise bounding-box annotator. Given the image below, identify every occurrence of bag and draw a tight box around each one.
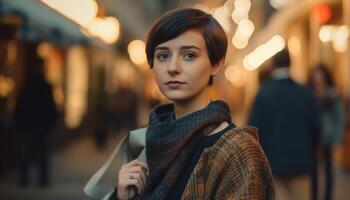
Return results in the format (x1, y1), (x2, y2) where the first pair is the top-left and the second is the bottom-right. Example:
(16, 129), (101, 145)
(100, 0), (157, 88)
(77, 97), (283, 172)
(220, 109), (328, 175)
(83, 127), (147, 199)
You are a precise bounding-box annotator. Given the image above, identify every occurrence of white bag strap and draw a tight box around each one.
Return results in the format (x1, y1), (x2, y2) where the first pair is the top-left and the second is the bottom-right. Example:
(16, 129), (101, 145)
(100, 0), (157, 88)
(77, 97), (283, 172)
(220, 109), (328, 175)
(129, 128), (147, 162)
(83, 135), (128, 199)
(83, 127), (147, 199)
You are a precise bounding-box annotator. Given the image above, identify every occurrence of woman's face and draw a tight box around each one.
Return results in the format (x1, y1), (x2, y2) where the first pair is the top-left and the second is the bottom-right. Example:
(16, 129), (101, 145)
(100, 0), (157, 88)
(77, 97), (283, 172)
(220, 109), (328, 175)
(152, 29), (221, 103)
(313, 70), (326, 92)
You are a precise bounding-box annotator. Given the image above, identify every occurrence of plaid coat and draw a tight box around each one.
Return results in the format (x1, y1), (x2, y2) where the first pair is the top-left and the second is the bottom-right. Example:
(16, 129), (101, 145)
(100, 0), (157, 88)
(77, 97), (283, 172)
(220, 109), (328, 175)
(180, 126), (275, 200)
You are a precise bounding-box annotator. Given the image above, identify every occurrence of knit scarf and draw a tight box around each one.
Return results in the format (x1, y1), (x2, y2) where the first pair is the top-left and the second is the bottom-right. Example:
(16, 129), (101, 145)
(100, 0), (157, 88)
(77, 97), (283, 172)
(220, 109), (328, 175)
(143, 100), (231, 199)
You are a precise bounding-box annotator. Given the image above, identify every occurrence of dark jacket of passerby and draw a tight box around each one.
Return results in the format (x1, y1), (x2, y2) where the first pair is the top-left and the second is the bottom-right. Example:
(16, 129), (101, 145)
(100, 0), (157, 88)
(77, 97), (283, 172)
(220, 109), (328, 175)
(249, 49), (321, 177)
(14, 75), (57, 131)
(250, 77), (320, 176)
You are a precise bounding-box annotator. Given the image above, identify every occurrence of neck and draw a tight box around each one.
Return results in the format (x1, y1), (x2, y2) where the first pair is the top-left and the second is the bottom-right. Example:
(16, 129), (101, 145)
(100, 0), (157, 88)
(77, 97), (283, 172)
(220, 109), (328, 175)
(173, 91), (211, 119)
(272, 67), (290, 80)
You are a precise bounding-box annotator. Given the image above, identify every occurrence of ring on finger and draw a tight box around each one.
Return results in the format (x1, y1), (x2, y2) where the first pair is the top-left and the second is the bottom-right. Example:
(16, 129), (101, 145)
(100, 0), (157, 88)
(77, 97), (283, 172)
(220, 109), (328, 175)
(128, 173), (134, 179)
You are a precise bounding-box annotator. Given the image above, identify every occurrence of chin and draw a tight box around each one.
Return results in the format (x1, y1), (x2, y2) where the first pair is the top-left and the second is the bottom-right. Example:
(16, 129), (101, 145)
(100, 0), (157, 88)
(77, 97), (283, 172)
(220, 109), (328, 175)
(166, 95), (191, 102)
(161, 91), (192, 102)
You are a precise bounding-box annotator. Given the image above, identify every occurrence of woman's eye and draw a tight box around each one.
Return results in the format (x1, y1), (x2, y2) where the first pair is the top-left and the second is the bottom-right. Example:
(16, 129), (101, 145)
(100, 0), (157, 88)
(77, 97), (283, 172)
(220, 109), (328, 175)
(156, 53), (169, 60)
(183, 52), (197, 60)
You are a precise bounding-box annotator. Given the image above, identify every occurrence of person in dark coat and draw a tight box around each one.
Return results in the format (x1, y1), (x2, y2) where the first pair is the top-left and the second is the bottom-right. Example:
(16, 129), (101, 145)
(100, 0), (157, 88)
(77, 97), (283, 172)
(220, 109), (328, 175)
(14, 57), (57, 187)
(249, 49), (321, 200)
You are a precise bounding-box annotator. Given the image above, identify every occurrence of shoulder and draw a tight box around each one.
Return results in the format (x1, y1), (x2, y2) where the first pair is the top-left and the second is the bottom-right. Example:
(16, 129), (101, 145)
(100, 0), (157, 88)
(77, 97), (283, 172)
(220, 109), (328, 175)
(203, 126), (275, 198)
(208, 126), (265, 163)
(215, 126), (260, 150)
(256, 80), (283, 97)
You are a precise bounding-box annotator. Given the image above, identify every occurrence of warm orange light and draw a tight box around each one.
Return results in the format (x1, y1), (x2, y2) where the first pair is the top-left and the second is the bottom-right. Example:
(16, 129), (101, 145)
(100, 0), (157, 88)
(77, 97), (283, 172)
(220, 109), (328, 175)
(319, 25), (333, 42)
(37, 42), (52, 58)
(235, 0), (251, 12)
(288, 36), (301, 55)
(232, 35), (248, 49)
(319, 25), (349, 52)
(128, 40), (147, 65)
(41, 0), (121, 45)
(223, 0), (235, 15)
(0, 75), (14, 97)
(269, 0), (287, 9)
(86, 17), (120, 44)
(214, 6), (232, 33)
(243, 35), (285, 70)
(232, 7), (249, 24)
(225, 65), (247, 87)
(333, 25), (349, 52)
(237, 19), (255, 37)
(65, 46), (89, 129)
(312, 4), (332, 24)
(41, 0), (98, 27)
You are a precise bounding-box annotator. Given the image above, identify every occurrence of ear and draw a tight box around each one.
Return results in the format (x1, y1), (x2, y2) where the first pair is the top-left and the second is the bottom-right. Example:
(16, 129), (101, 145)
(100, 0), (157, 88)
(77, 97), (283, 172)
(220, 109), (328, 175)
(212, 58), (225, 74)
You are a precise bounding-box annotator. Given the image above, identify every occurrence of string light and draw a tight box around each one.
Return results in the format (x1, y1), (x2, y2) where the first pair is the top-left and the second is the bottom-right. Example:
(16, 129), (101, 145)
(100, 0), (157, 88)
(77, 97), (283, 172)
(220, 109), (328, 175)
(128, 40), (147, 65)
(243, 35), (285, 70)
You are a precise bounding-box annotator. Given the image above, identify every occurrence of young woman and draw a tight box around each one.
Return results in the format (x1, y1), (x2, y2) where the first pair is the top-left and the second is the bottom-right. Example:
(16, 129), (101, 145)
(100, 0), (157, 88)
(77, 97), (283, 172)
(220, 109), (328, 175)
(114, 8), (275, 200)
(309, 64), (344, 200)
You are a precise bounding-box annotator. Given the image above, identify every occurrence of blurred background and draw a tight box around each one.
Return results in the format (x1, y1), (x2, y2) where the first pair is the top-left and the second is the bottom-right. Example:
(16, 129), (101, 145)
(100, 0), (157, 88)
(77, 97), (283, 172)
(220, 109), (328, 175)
(0, 0), (350, 199)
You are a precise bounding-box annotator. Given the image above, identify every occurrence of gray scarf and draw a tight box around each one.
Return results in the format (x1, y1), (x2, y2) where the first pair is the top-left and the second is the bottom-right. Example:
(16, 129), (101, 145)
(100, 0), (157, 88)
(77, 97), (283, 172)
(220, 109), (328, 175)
(143, 100), (231, 199)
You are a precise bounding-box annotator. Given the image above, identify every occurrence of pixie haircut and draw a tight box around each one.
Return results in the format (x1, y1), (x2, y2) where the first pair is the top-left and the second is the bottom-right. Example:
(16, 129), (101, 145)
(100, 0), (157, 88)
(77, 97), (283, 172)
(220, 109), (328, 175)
(145, 8), (228, 68)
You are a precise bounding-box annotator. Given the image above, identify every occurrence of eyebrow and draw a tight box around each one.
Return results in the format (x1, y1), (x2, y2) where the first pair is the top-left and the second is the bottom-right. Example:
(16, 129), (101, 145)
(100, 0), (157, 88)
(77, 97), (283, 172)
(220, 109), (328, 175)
(155, 45), (201, 51)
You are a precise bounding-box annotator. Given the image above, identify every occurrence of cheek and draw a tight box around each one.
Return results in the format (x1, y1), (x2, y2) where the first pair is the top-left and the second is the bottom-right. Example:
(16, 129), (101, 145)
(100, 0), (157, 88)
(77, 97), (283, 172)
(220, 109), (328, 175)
(153, 72), (162, 87)
(188, 66), (211, 86)
(153, 68), (165, 88)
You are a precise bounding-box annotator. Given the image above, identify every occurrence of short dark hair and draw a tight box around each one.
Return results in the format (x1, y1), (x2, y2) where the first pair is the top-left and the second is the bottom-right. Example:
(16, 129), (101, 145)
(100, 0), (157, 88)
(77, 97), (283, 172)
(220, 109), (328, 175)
(145, 8), (227, 68)
(273, 49), (291, 68)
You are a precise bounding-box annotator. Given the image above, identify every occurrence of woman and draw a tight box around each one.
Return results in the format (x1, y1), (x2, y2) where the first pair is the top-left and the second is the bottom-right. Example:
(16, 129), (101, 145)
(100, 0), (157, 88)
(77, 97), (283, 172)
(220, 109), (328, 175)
(309, 64), (344, 200)
(115, 8), (275, 200)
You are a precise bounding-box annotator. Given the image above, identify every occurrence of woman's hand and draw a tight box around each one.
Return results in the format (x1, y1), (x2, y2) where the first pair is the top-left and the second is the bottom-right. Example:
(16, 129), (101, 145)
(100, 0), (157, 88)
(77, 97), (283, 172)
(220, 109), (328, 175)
(117, 159), (149, 200)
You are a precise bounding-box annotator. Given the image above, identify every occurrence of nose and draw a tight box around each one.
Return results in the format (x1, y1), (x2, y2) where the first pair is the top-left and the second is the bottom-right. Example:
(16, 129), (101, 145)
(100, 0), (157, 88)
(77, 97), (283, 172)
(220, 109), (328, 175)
(167, 56), (181, 75)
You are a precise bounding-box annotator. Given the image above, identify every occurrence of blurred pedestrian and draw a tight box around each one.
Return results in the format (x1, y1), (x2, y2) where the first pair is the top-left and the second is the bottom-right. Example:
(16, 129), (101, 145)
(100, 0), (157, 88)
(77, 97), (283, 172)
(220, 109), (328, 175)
(14, 57), (57, 187)
(249, 49), (321, 200)
(93, 66), (109, 150)
(309, 64), (344, 200)
(110, 79), (139, 134)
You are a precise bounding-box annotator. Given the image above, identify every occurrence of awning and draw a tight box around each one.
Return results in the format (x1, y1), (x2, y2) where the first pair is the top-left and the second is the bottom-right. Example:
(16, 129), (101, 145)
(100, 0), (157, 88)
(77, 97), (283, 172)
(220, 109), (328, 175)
(0, 0), (92, 45)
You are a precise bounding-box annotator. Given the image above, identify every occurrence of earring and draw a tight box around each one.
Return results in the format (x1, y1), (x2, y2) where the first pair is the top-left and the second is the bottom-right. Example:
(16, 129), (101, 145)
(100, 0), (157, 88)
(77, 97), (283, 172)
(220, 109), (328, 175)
(209, 73), (216, 85)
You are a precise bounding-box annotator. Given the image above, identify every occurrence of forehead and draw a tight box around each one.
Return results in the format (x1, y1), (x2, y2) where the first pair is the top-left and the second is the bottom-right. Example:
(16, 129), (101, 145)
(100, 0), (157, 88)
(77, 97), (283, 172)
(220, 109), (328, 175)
(155, 29), (205, 49)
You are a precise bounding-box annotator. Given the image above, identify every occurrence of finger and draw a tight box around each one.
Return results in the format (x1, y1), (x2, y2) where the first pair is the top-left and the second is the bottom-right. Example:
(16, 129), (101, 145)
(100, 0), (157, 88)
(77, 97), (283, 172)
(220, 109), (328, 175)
(121, 165), (146, 174)
(138, 171), (147, 190)
(118, 178), (143, 196)
(134, 160), (149, 172)
(121, 168), (147, 188)
(130, 172), (146, 194)
(120, 166), (148, 183)
(119, 177), (144, 193)
(119, 172), (146, 194)
(120, 160), (149, 179)
(125, 159), (149, 172)
(129, 178), (142, 195)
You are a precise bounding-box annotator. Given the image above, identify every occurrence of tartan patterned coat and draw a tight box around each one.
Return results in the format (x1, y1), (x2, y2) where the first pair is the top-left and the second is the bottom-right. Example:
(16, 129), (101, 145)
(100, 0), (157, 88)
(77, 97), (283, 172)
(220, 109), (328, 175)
(180, 126), (275, 200)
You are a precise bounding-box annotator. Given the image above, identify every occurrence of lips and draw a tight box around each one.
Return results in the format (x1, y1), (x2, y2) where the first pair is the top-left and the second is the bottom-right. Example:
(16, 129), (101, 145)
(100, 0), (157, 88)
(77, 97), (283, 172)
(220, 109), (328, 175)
(165, 80), (185, 85)
(165, 80), (185, 88)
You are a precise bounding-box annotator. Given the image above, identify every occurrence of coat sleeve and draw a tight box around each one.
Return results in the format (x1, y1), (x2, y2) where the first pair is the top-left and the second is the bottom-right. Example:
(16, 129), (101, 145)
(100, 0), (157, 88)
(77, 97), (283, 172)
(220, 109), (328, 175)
(211, 131), (275, 200)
